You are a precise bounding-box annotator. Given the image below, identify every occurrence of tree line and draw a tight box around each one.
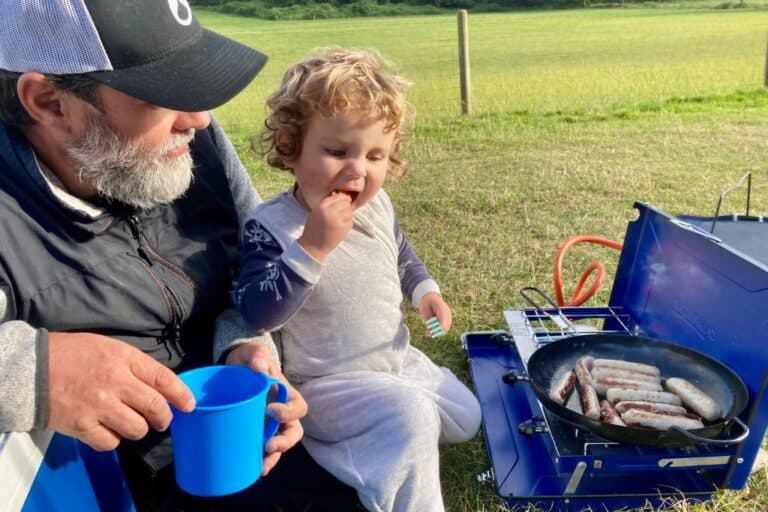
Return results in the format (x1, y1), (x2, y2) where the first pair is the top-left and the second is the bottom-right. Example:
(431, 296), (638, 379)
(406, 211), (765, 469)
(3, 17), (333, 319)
(190, 0), (615, 20)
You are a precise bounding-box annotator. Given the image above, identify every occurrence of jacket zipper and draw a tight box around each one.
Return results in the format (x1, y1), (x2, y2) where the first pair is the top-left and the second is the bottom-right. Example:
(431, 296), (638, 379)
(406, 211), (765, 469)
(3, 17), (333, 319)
(126, 215), (193, 359)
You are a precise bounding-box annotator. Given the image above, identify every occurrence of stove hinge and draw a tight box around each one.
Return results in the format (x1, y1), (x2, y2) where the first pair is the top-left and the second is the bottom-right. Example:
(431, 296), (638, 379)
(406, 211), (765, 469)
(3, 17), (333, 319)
(519, 416), (549, 436)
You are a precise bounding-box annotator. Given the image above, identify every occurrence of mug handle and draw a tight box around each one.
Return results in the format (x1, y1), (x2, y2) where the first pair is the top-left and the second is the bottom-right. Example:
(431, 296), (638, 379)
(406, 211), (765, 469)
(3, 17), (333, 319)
(263, 377), (289, 444)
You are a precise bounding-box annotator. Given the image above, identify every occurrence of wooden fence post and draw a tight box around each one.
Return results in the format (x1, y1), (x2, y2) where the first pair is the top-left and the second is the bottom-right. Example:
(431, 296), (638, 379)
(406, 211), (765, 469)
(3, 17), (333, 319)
(764, 37), (768, 87)
(457, 9), (471, 115)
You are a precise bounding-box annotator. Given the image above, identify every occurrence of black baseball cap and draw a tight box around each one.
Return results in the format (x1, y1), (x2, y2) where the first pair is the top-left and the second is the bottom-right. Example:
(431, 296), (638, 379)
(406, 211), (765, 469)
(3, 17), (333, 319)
(0, 0), (267, 112)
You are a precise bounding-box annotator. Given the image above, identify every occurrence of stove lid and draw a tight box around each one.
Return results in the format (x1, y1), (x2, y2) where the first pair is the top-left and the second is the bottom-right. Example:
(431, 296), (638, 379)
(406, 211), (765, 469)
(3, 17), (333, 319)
(611, 203), (768, 369)
(676, 214), (768, 267)
(609, 204), (768, 482)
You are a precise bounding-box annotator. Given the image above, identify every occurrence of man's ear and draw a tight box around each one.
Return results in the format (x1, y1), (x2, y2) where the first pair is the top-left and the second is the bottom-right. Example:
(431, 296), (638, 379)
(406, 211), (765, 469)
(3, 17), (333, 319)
(16, 72), (78, 136)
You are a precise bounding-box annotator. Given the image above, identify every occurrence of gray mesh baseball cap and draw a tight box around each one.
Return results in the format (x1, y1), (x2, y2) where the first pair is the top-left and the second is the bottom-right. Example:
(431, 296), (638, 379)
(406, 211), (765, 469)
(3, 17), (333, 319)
(0, 0), (268, 112)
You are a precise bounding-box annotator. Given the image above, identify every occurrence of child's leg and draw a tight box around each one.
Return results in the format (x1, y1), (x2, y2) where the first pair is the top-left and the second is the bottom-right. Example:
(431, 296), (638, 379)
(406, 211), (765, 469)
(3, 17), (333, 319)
(401, 347), (482, 444)
(299, 373), (445, 512)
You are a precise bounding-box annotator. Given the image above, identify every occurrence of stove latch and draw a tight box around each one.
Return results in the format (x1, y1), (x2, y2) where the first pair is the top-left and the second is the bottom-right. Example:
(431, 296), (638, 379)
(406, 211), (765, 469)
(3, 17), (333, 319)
(476, 468), (495, 484)
(564, 461), (588, 495)
(519, 416), (549, 436)
(502, 369), (529, 384)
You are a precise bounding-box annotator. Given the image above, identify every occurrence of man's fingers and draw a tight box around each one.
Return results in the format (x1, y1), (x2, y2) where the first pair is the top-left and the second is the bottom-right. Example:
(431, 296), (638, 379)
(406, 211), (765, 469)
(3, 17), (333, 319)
(262, 420), (303, 474)
(129, 354), (195, 412)
(81, 424), (123, 452)
(262, 451), (282, 476)
(100, 404), (151, 440)
(267, 397), (307, 424)
(264, 419), (304, 455)
(47, 332), (198, 450)
(267, 380), (309, 421)
(121, 384), (175, 432)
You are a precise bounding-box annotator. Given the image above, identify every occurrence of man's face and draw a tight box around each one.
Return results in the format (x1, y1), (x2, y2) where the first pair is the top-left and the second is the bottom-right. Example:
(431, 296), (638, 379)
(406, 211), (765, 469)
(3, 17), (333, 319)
(63, 86), (211, 209)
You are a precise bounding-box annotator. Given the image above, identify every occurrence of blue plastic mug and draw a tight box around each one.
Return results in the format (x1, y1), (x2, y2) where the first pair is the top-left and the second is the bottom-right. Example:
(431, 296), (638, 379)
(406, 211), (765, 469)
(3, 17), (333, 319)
(169, 365), (288, 497)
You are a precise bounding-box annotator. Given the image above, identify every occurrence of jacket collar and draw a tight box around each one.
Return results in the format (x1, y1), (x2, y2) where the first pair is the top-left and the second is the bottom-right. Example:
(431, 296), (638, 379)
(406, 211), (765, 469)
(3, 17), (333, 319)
(0, 121), (119, 234)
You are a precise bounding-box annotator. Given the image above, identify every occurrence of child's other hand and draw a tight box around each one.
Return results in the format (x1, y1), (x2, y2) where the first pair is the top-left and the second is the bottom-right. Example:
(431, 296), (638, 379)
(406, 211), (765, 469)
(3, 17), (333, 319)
(299, 192), (353, 262)
(418, 292), (452, 336)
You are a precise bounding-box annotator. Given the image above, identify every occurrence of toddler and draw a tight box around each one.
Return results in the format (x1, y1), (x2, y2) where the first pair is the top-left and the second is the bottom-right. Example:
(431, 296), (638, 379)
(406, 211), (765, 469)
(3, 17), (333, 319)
(236, 47), (481, 512)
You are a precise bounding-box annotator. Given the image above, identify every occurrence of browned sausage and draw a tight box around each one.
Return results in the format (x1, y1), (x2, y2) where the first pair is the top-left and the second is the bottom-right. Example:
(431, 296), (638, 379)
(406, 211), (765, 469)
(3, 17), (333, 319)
(606, 388), (682, 406)
(548, 370), (576, 406)
(592, 377), (663, 395)
(591, 367), (661, 384)
(599, 400), (626, 426)
(574, 356), (594, 386)
(621, 409), (705, 430)
(580, 383), (600, 420)
(614, 400), (688, 416)
(592, 358), (660, 376)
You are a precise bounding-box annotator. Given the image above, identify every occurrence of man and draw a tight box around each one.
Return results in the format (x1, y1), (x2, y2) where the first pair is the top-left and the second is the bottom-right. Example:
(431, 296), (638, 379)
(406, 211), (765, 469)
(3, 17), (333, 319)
(0, 1), (360, 510)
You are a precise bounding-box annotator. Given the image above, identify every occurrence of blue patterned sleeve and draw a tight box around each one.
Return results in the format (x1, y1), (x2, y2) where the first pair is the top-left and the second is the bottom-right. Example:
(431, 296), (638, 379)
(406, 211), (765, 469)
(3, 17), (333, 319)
(395, 218), (441, 306)
(236, 219), (314, 333)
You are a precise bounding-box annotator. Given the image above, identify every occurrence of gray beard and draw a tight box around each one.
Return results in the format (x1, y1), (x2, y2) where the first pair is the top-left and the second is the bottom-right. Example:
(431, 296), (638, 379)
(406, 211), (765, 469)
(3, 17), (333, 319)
(64, 112), (195, 210)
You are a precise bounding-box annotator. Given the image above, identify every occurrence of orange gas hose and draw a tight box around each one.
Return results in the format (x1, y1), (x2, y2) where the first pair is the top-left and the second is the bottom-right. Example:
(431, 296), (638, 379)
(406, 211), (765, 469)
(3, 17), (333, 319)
(553, 235), (623, 307)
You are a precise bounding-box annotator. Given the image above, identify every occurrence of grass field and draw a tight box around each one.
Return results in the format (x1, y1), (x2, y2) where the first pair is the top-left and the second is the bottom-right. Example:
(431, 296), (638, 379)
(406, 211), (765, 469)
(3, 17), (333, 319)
(202, 6), (768, 121)
(199, 7), (768, 511)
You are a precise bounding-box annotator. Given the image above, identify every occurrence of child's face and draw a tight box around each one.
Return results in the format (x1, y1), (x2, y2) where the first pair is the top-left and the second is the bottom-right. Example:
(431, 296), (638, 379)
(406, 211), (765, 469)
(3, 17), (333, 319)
(287, 111), (396, 211)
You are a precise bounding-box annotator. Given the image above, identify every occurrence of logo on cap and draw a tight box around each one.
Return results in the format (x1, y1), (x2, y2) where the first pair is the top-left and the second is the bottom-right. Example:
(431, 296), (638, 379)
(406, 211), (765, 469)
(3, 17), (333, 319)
(168, 0), (193, 26)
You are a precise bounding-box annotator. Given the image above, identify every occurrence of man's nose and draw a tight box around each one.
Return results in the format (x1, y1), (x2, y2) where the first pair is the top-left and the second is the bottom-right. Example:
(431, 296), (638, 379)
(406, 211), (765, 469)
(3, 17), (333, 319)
(174, 111), (211, 131)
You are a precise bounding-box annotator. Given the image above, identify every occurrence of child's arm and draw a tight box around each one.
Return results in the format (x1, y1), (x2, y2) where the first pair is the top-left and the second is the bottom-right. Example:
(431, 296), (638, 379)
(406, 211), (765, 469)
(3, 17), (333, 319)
(236, 219), (318, 333)
(394, 219), (453, 334)
(396, 218), (437, 305)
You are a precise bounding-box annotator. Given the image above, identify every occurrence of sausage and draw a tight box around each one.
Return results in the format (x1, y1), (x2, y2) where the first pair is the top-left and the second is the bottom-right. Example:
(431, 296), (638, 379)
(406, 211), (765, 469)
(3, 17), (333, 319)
(573, 357), (599, 419)
(574, 356), (594, 386)
(580, 383), (600, 420)
(548, 370), (576, 406)
(606, 388), (682, 406)
(592, 377), (663, 396)
(665, 377), (721, 422)
(591, 367), (661, 384)
(599, 400), (626, 426)
(564, 383), (584, 414)
(621, 408), (705, 431)
(614, 400), (688, 416)
(592, 358), (660, 377)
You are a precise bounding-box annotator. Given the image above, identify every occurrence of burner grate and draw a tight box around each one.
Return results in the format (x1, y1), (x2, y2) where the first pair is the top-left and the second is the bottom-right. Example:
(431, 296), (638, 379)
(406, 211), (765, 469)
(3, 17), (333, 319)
(504, 304), (637, 367)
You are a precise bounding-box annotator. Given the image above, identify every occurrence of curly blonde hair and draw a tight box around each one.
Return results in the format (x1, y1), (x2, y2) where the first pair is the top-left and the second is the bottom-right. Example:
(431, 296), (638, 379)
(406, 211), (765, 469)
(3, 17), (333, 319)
(258, 47), (413, 179)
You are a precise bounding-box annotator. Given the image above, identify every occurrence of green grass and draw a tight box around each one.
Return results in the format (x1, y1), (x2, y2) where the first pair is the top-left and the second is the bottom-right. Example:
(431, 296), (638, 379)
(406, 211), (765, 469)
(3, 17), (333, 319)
(199, 7), (768, 511)
(201, 6), (768, 124)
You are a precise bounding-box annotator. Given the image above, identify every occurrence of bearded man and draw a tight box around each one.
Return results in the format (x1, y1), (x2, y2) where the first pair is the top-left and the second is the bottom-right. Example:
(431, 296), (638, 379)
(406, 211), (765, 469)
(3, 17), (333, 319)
(0, 1), (361, 510)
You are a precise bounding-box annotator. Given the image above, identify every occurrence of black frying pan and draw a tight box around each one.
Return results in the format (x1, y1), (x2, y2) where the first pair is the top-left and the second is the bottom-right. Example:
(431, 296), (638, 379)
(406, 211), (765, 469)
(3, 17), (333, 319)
(526, 333), (750, 447)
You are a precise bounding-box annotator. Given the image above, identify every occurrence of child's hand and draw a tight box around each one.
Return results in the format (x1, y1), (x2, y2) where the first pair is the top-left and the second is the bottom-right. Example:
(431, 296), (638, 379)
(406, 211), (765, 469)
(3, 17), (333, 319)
(418, 292), (452, 337)
(298, 191), (354, 262)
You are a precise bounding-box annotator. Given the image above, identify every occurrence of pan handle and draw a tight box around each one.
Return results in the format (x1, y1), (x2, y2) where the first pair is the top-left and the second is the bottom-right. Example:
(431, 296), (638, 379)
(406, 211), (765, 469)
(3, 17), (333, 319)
(670, 417), (749, 446)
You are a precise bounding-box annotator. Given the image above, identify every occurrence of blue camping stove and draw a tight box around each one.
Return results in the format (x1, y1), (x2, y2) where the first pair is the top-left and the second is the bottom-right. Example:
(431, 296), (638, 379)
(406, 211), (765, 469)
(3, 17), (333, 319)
(465, 202), (768, 511)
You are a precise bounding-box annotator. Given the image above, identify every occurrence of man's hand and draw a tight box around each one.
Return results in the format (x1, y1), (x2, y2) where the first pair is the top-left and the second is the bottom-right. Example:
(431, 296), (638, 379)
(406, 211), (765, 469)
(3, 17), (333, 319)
(298, 191), (353, 262)
(225, 342), (308, 475)
(418, 292), (453, 337)
(47, 332), (195, 451)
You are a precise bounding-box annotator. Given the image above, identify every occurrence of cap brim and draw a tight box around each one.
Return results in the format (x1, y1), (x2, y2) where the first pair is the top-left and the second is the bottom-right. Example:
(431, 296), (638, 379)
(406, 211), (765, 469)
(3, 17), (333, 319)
(85, 29), (267, 112)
